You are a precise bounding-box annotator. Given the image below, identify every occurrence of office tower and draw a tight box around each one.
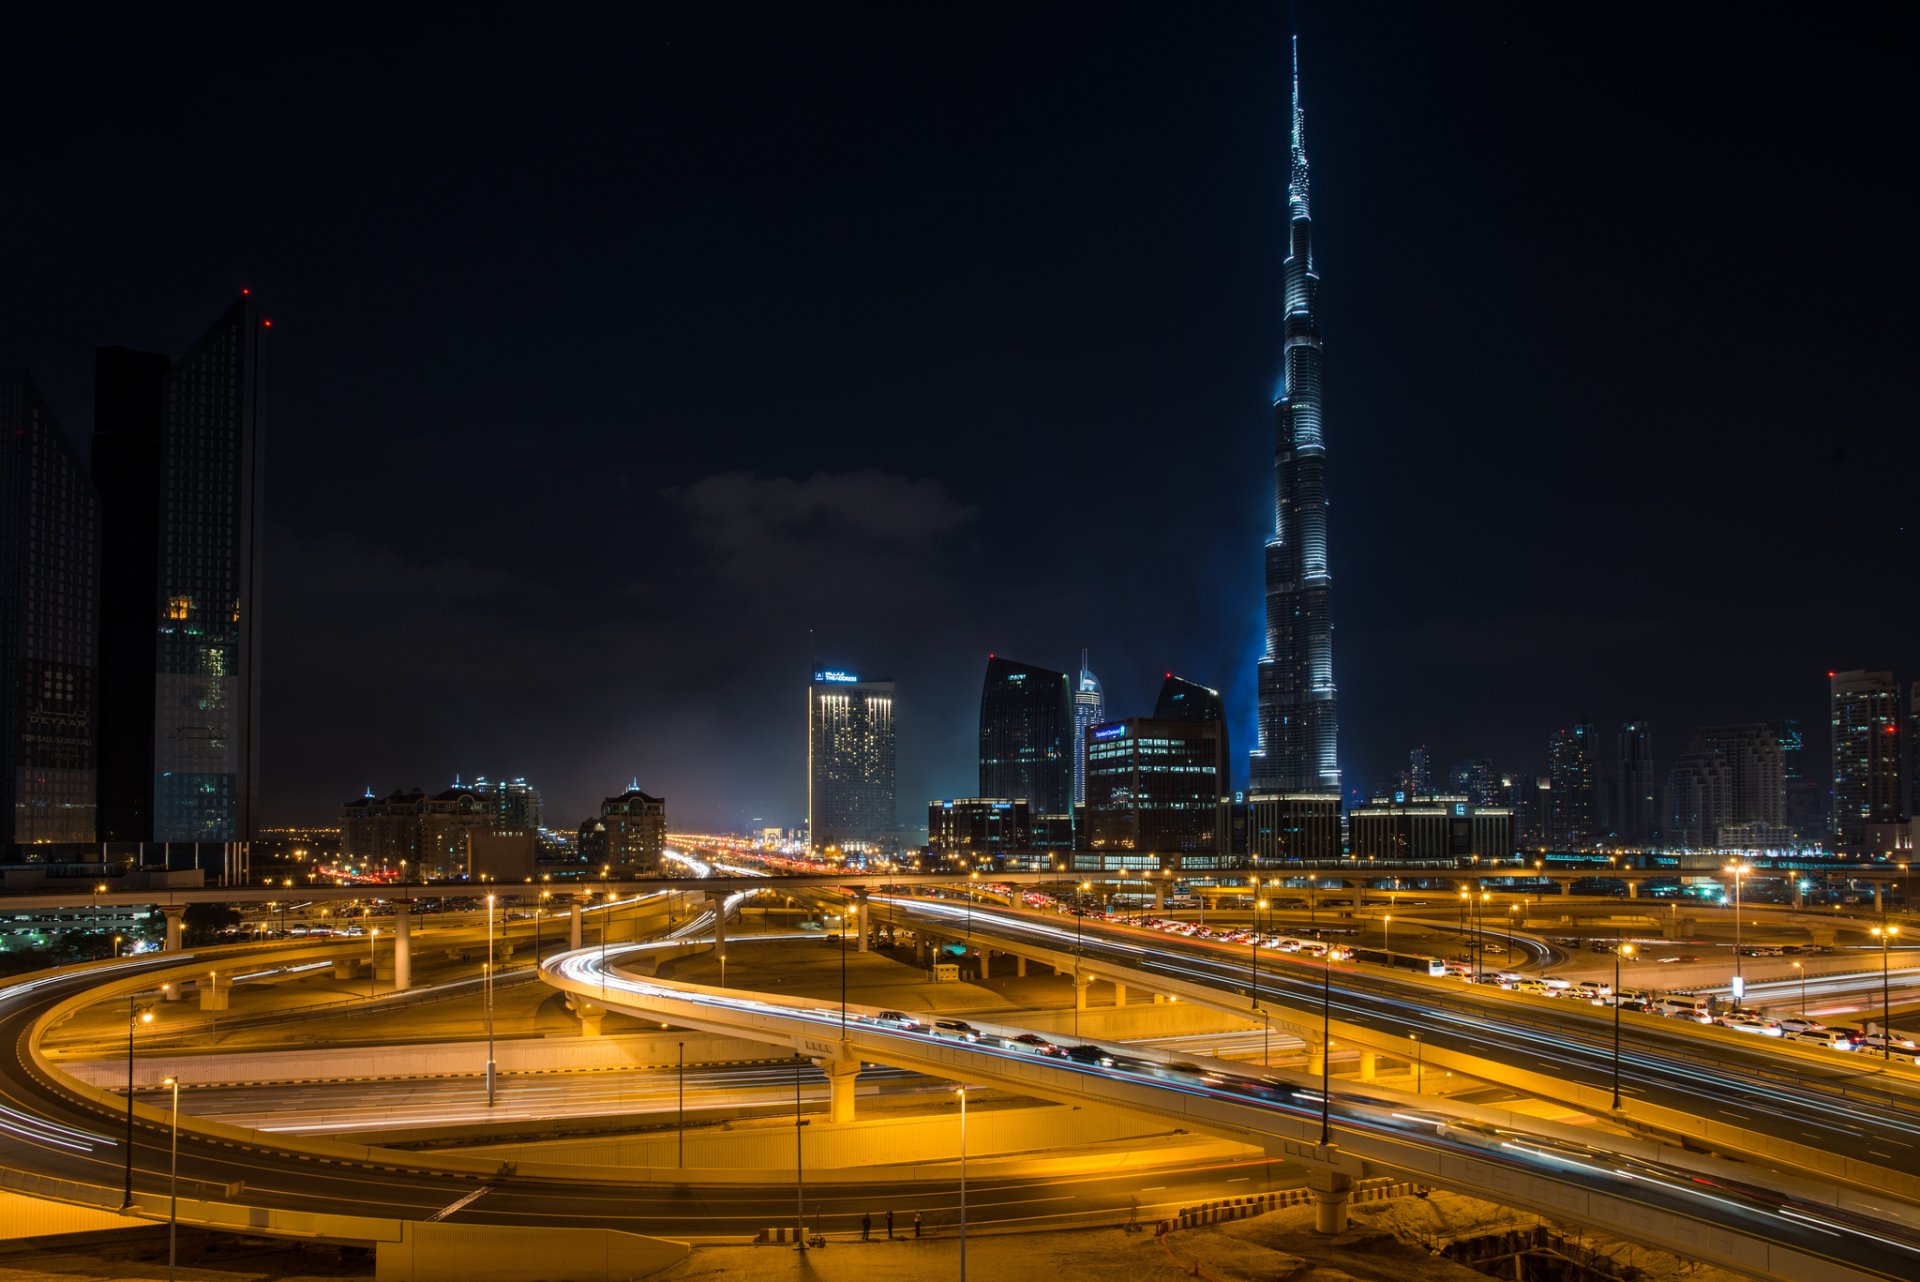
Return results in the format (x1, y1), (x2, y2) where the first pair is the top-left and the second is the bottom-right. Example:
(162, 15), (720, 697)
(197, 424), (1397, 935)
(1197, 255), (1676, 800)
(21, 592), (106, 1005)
(1085, 718), (1227, 859)
(1830, 670), (1902, 854)
(1507, 773), (1550, 850)
(807, 667), (896, 853)
(1698, 725), (1786, 831)
(0, 371), (100, 856)
(1449, 758), (1496, 807)
(1072, 649), (1103, 808)
(1153, 675), (1230, 777)
(1617, 721), (1657, 845)
(1666, 746), (1730, 849)
(475, 775), (544, 830)
(1770, 719), (1804, 781)
(927, 798), (1030, 865)
(1547, 723), (1597, 849)
(1349, 795), (1514, 861)
(1663, 725), (1788, 850)
(601, 783), (666, 873)
(1407, 745), (1431, 797)
(1250, 38), (1339, 798)
(978, 656), (1073, 817)
(93, 297), (266, 845)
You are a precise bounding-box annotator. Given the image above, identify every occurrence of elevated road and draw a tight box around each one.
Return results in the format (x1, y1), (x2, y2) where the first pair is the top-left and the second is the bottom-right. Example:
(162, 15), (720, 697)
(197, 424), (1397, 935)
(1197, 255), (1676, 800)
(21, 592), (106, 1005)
(884, 895), (1920, 1194)
(541, 942), (1920, 1282)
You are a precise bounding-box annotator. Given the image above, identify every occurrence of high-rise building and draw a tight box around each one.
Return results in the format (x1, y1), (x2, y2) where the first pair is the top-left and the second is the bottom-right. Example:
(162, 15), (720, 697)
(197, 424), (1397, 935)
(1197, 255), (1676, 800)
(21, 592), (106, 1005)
(1448, 758), (1496, 807)
(1349, 795), (1514, 862)
(1547, 723), (1597, 849)
(1154, 675), (1230, 782)
(602, 782), (665, 872)
(1250, 38), (1339, 799)
(1830, 670), (1902, 854)
(1072, 649), (1103, 809)
(1616, 721), (1657, 845)
(977, 656), (1072, 817)
(1664, 724), (1788, 850)
(0, 371), (100, 857)
(807, 668), (896, 853)
(1085, 718), (1228, 862)
(1406, 745), (1431, 797)
(926, 797), (1030, 865)
(93, 297), (266, 845)
(1506, 772), (1550, 851)
(1665, 746), (1730, 850)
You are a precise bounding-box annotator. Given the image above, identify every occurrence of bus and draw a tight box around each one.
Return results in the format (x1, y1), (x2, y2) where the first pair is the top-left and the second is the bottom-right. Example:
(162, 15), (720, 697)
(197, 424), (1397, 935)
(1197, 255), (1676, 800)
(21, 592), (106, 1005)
(1345, 946), (1447, 978)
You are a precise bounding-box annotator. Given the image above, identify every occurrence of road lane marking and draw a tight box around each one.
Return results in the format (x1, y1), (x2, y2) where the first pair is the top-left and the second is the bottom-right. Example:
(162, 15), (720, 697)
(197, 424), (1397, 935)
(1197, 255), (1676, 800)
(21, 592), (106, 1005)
(428, 1184), (493, 1221)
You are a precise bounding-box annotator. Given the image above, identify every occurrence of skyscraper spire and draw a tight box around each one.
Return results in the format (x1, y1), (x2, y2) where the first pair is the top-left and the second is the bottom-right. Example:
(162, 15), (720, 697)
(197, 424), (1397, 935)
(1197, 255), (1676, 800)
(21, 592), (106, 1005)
(1290, 33), (1309, 215)
(1253, 35), (1339, 798)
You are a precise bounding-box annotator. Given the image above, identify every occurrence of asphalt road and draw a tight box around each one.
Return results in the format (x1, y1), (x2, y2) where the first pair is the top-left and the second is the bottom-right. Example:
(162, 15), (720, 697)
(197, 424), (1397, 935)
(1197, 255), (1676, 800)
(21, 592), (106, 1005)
(885, 897), (1920, 1180)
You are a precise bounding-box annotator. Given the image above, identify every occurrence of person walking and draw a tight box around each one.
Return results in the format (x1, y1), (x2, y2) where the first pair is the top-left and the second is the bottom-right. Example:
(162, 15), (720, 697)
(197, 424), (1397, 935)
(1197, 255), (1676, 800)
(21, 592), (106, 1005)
(913, 1211), (923, 1238)
(861, 1211), (872, 1241)
(885, 1209), (895, 1239)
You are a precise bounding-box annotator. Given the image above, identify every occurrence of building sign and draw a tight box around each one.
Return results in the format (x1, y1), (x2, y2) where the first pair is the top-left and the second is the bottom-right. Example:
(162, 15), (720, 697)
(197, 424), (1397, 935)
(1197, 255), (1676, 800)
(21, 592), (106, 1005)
(1093, 724), (1127, 741)
(815, 671), (859, 684)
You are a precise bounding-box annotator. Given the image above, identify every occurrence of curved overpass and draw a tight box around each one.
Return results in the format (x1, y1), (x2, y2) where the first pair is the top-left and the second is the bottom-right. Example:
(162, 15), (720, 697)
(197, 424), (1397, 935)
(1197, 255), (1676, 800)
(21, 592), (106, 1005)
(878, 894), (1920, 1198)
(539, 942), (1920, 1282)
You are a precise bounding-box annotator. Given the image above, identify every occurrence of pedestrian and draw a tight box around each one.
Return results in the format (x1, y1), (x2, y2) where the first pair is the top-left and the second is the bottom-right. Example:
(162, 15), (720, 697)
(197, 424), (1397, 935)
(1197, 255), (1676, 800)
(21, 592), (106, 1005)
(913, 1210), (923, 1238)
(885, 1209), (895, 1239)
(861, 1211), (872, 1241)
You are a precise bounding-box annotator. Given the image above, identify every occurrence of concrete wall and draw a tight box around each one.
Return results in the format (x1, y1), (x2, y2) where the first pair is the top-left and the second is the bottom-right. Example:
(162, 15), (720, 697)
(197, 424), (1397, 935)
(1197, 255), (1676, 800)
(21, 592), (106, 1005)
(375, 1222), (686, 1282)
(0, 1190), (132, 1240)
(449, 1101), (1246, 1169)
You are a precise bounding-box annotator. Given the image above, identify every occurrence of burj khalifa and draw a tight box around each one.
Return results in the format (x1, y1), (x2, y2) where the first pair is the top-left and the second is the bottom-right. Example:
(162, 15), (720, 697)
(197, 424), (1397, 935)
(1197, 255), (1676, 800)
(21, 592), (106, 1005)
(1251, 37), (1340, 797)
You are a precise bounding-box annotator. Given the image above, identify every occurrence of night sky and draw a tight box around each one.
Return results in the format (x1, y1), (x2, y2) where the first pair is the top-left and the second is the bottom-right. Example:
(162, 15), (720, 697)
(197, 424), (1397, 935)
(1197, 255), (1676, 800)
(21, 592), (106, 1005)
(7, 4), (1916, 832)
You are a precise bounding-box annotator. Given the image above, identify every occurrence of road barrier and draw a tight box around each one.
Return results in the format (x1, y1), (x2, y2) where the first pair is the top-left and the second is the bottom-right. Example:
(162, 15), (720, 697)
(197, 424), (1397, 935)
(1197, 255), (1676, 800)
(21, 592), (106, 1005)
(1169, 1178), (1422, 1230)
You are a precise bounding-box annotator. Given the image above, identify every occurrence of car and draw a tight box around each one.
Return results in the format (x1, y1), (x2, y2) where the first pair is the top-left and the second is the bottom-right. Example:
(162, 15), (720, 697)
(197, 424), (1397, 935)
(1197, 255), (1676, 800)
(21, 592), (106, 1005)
(1855, 1033), (1920, 1052)
(1615, 998), (1655, 1013)
(1573, 980), (1612, 998)
(1792, 1029), (1856, 1051)
(933, 1019), (980, 1042)
(1723, 1017), (1783, 1037)
(1011, 1033), (1062, 1056)
(874, 1010), (925, 1031)
(1064, 1044), (1115, 1067)
(1512, 979), (1555, 996)
(1775, 1017), (1824, 1035)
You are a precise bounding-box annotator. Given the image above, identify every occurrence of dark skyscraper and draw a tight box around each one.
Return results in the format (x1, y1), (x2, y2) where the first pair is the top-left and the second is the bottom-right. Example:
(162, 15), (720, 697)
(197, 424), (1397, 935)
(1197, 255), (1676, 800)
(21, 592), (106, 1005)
(1086, 718), (1228, 860)
(1, 371), (99, 856)
(1829, 670), (1901, 855)
(1071, 649), (1103, 809)
(1617, 720), (1657, 845)
(93, 298), (266, 844)
(1153, 674), (1230, 773)
(1251, 38), (1338, 797)
(1547, 723), (1597, 849)
(977, 656), (1073, 817)
(807, 667), (896, 853)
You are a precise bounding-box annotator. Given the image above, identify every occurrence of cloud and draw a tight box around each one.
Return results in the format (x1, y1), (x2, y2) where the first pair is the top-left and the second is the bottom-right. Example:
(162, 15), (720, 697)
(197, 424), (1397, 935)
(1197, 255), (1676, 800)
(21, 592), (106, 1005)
(679, 469), (976, 576)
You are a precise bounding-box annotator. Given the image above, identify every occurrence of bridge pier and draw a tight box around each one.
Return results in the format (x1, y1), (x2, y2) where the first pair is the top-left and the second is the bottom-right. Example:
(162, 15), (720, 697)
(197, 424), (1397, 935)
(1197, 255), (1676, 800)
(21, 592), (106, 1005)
(1015, 955), (1027, 978)
(1153, 883), (1168, 910)
(1626, 881), (1638, 899)
(198, 972), (229, 1012)
(569, 902), (583, 951)
(855, 892), (870, 954)
(1358, 1050), (1377, 1082)
(977, 950), (990, 980)
(1307, 1040), (1326, 1077)
(1112, 980), (1127, 1007)
(331, 958), (361, 981)
(1875, 883), (1885, 913)
(568, 996), (606, 1037)
(708, 891), (729, 956)
(1308, 1170), (1352, 1234)
(392, 905), (412, 991)
(1074, 972), (1091, 1011)
(162, 904), (186, 952)
(817, 1058), (861, 1123)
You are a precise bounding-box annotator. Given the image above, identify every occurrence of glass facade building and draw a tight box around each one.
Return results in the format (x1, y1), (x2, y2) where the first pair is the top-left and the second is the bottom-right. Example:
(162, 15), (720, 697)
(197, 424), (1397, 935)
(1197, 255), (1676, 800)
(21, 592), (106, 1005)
(1830, 670), (1902, 854)
(1252, 38), (1340, 798)
(978, 656), (1072, 818)
(1547, 723), (1597, 849)
(1085, 718), (1226, 856)
(1072, 649), (1103, 809)
(0, 371), (100, 855)
(808, 669), (896, 853)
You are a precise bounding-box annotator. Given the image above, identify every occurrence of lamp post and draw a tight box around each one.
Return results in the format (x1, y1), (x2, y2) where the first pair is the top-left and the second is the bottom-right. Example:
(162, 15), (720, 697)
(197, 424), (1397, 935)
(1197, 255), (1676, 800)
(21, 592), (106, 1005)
(792, 1053), (808, 1253)
(1074, 883), (1090, 1039)
(1726, 862), (1750, 1002)
(677, 1041), (685, 1168)
(1410, 1032), (1422, 1094)
(1308, 874), (1317, 929)
(485, 893), (497, 1106)
(163, 1075), (180, 1282)
(1792, 960), (1807, 1019)
(367, 925), (378, 1000)
(1872, 925), (1900, 1059)
(1383, 914), (1392, 955)
(1611, 943), (1635, 1108)
(1249, 899), (1262, 1012)
(122, 997), (152, 1206)
(94, 883), (108, 959)
(956, 1084), (970, 1282)
(1319, 944), (1331, 1146)
(836, 911), (848, 1038)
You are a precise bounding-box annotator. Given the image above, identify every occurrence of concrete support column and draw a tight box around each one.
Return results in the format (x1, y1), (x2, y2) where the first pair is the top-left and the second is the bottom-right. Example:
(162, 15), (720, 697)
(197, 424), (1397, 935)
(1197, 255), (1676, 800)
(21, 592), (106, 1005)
(1307, 1039), (1327, 1077)
(1875, 883), (1885, 913)
(1074, 972), (1091, 1010)
(569, 902), (584, 951)
(855, 892), (870, 954)
(1627, 880), (1638, 899)
(708, 892), (728, 956)
(1308, 1171), (1352, 1235)
(1153, 883), (1168, 910)
(392, 904), (413, 992)
(818, 1059), (861, 1124)
(1112, 980), (1127, 1007)
(1015, 955), (1027, 978)
(331, 958), (360, 980)
(569, 997), (605, 1037)
(1358, 1050), (1377, 1082)
(1561, 879), (1571, 896)
(977, 950), (990, 980)
(197, 973), (229, 1012)
(162, 905), (186, 953)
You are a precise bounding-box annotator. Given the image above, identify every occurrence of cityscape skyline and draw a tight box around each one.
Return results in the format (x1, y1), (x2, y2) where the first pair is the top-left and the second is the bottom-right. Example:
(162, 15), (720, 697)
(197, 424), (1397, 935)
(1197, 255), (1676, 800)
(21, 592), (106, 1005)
(4, 6), (1915, 832)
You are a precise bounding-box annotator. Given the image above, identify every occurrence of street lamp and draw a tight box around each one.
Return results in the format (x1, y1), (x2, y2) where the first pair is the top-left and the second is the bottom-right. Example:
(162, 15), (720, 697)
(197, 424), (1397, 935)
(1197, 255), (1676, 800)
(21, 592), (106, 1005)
(1308, 875), (1318, 929)
(1871, 925), (1900, 1060)
(1383, 914), (1392, 955)
(1319, 943), (1332, 1146)
(834, 911), (848, 1038)
(677, 1041), (685, 1168)
(94, 883), (109, 959)
(955, 1084), (970, 1282)
(1611, 943), (1635, 1109)
(162, 1075), (181, 1282)
(792, 1053), (809, 1253)
(1410, 1032), (1422, 1094)
(1074, 882), (1090, 1039)
(367, 925), (378, 999)
(485, 893), (497, 1106)
(1726, 862), (1751, 1002)
(122, 997), (153, 1206)
(1792, 960), (1807, 1019)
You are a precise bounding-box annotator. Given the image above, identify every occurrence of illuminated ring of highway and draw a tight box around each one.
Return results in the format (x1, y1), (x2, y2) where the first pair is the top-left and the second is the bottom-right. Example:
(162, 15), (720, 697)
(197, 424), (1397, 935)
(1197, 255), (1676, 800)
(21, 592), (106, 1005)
(543, 940), (1920, 1282)
(879, 893), (1920, 1195)
(0, 945), (1256, 1242)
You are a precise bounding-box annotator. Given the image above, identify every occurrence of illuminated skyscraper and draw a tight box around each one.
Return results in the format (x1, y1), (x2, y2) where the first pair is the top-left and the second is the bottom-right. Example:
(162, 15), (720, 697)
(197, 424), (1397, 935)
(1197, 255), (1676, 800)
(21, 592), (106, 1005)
(1547, 723), (1597, 849)
(0, 371), (99, 856)
(1071, 649), (1103, 808)
(1251, 37), (1338, 797)
(1616, 721), (1657, 844)
(1830, 670), (1901, 854)
(978, 656), (1072, 816)
(807, 668), (896, 853)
